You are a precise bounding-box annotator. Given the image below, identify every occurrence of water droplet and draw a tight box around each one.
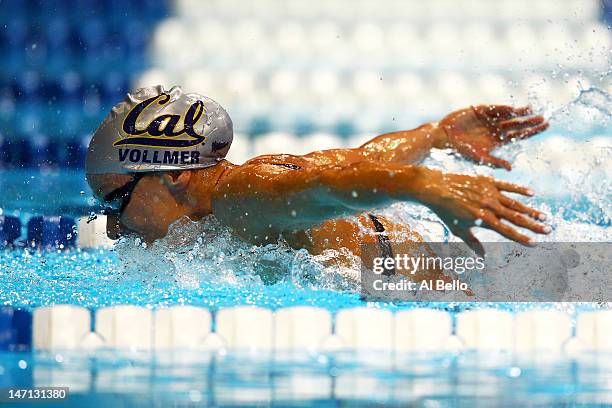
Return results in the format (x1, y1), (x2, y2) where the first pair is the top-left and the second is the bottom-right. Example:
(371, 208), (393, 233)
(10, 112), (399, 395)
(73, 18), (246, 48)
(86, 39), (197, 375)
(189, 390), (203, 402)
(508, 367), (521, 378)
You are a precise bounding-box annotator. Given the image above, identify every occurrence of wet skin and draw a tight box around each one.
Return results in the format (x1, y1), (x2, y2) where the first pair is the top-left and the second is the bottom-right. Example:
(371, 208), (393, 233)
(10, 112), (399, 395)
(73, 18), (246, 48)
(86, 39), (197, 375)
(87, 104), (551, 267)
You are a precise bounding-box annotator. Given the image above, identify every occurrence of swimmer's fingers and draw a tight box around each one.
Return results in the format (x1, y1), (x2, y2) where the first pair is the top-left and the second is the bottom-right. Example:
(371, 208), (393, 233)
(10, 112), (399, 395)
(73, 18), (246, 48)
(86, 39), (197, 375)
(448, 223), (485, 257)
(479, 154), (512, 170)
(475, 105), (532, 121)
(498, 115), (546, 131)
(463, 229), (485, 257)
(505, 122), (550, 140)
(512, 106), (533, 116)
(493, 205), (551, 235)
(492, 179), (534, 196)
(480, 211), (533, 245)
(499, 195), (547, 221)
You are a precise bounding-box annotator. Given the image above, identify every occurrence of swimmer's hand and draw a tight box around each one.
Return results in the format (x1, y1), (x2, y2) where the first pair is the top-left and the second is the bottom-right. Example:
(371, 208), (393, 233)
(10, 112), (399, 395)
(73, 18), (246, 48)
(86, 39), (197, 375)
(439, 105), (549, 170)
(413, 168), (550, 255)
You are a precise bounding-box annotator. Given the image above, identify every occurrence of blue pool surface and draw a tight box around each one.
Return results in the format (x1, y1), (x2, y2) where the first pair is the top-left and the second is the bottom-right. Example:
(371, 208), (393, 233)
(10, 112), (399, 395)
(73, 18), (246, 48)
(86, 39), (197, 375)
(1, 350), (612, 407)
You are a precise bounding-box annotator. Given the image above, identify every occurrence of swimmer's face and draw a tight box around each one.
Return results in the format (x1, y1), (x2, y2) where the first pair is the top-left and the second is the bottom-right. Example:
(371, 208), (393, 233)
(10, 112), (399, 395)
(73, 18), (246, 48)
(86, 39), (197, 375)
(87, 172), (196, 242)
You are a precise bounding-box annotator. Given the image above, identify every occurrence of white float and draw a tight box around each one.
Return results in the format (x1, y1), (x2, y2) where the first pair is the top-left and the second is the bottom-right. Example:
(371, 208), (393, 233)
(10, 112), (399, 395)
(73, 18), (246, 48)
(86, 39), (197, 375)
(456, 309), (514, 351)
(77, 215), (114, 249)
(33, 305), (91, 350)
(335, 307), (393, 350)
(216, 306), (274, 350)
(274, 306), (332, 351)
(95, 306), (153, 350)
(514, 310), (572, 352)
(154, 306), (212, 349)
(394, 309), (453, 352)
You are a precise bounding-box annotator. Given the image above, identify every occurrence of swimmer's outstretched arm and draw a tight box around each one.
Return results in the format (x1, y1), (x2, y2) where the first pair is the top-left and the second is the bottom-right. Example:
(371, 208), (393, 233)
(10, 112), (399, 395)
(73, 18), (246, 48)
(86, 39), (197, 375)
(358, 104), (548, 169)
(212, 159), (550, 254)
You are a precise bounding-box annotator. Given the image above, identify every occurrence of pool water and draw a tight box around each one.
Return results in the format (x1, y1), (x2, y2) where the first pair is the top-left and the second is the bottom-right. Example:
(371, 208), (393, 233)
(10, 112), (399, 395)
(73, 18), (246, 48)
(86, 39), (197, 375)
(2, 350), (612, 407)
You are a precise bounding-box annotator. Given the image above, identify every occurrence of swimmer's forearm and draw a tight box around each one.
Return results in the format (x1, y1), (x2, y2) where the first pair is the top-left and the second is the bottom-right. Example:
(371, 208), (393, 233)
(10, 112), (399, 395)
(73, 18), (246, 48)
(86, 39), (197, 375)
(215, 160), (439, 209)
(212, 161), (441, 233)
(359, 123), (449, 164)
(317, 161), (438, 209)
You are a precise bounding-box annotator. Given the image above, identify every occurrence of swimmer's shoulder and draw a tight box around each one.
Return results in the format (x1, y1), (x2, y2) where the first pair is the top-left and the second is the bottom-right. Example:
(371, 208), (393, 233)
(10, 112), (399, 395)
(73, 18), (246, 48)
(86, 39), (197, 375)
(215, 150), (353, 188)
(241, 154), (311, 170)
(240, 148), (363, 170)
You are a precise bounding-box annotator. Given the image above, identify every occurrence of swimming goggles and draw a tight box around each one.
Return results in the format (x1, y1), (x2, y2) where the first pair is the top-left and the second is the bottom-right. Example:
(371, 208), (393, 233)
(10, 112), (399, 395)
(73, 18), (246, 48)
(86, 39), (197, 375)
(101, 173), (147, 216)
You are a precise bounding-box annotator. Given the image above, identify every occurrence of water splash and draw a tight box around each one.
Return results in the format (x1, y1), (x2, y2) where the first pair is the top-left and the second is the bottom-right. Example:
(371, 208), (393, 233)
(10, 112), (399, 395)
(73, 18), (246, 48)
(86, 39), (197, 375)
(109, 88), (611, 297)
(113, 215), (361, 293)
(547, 87), (612, 134)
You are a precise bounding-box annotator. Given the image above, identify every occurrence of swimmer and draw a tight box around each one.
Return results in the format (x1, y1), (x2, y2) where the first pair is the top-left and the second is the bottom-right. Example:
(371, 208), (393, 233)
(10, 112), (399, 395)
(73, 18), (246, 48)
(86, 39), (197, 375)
(86, 86), (550, 271)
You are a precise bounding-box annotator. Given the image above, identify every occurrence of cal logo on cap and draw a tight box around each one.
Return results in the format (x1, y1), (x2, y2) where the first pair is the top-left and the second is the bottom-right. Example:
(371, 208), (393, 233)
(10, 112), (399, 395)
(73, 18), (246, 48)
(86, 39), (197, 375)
(86, 85), (233, 175)
(116, 93), (207, 148)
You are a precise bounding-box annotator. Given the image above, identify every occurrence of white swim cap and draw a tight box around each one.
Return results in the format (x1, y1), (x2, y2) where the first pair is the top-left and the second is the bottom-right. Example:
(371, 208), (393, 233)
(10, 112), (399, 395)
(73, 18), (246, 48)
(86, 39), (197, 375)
(86, 85), (233, 174)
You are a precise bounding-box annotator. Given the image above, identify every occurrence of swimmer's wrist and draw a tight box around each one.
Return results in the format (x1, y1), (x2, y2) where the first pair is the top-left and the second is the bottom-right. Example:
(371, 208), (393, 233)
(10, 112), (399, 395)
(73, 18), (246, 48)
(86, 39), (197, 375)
(410, 166), (446, 205)
(431, 122), (451, 149)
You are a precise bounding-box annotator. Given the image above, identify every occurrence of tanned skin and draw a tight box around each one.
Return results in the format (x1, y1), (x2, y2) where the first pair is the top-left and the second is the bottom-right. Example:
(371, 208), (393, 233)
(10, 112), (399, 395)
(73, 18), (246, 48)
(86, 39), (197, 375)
(88, 105), (551, 274)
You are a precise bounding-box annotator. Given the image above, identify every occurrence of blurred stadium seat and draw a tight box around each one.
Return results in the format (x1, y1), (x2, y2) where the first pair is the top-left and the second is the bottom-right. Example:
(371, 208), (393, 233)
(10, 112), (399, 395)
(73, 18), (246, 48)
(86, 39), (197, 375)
(0, 0), (170, 168)
(0, 0), (609, 167)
